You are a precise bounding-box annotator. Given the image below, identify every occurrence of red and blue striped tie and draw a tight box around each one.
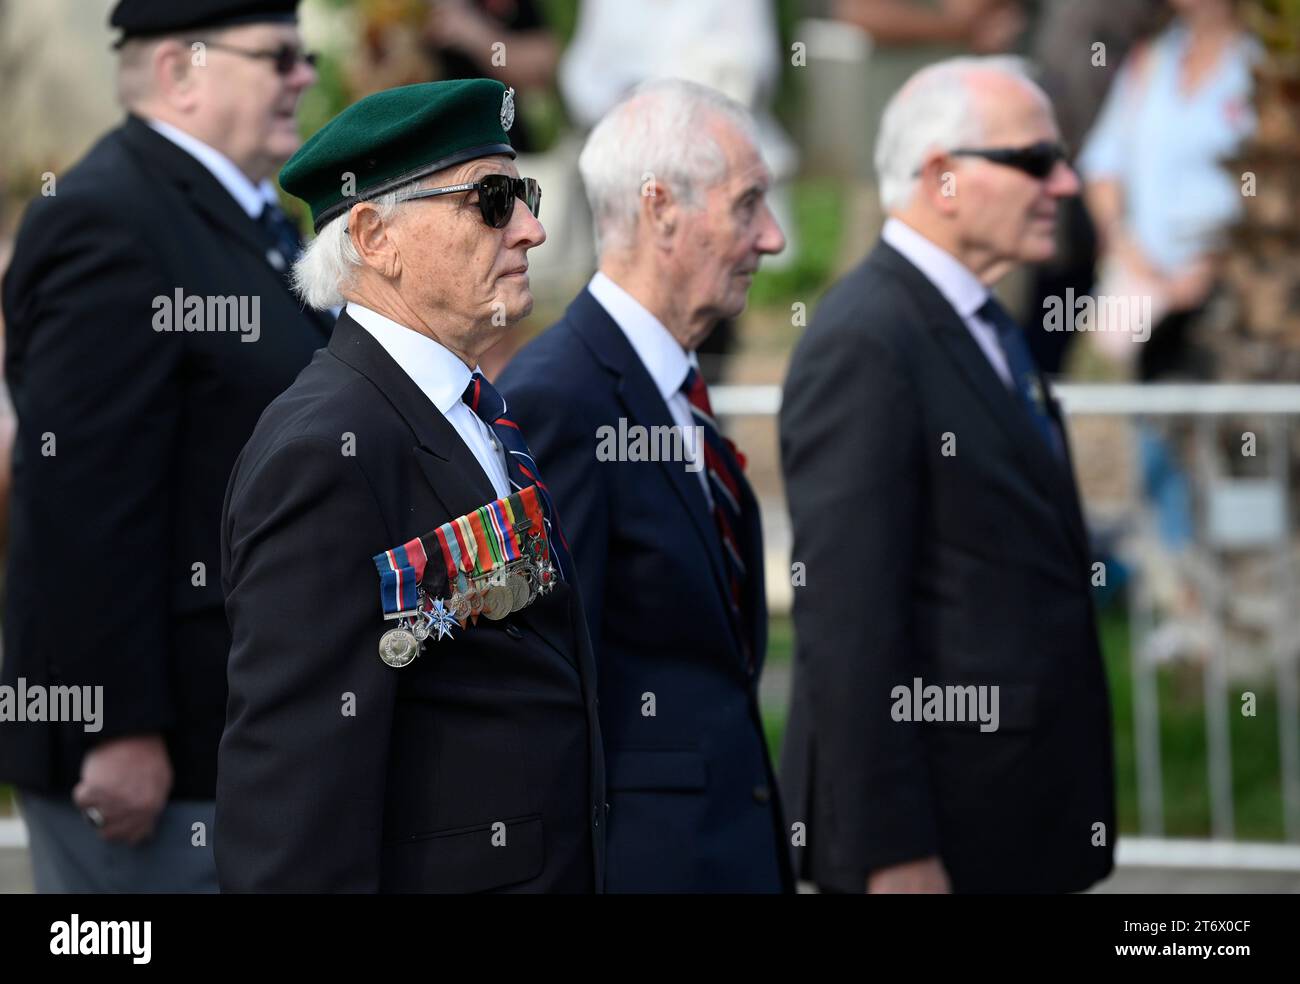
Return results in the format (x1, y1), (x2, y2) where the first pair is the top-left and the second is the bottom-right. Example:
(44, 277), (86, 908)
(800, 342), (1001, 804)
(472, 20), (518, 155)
(462, 372), (572, 582)
(682, 366), (752, 665)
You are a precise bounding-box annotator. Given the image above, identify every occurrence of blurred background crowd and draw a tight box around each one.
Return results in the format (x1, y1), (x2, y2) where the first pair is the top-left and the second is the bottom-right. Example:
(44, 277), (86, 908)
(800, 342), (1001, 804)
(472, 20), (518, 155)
(0, 0), (1297, 858)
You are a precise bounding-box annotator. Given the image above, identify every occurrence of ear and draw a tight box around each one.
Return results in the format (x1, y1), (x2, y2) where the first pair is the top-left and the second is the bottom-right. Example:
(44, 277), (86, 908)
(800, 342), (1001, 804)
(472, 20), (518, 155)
(349, 202), (402, 279)
(918, 151), (961, 217)
(153, 38), (200, 112)
(638, 178), (680, 248)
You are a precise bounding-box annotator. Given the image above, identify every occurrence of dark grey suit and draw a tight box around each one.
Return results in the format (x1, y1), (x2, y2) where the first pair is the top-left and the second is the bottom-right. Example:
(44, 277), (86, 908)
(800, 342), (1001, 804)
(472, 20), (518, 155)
(779, 240), (1116, 894)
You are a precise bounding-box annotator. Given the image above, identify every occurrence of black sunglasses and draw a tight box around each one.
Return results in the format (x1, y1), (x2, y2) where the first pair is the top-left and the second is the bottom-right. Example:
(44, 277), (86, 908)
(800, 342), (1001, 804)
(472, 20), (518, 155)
(201, 40), (318, 76)
(398, 174), (541, 229)
(946, 141), (1070, 179)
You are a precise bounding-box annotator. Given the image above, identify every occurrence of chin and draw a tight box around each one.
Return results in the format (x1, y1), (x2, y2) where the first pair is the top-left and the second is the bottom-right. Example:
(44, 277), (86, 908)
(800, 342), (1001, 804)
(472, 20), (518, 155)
(266, 132), (303, 164)
(719, 293), (749, 321)
(504, 291), (534, 324)
(1021, 236), (1058, 264)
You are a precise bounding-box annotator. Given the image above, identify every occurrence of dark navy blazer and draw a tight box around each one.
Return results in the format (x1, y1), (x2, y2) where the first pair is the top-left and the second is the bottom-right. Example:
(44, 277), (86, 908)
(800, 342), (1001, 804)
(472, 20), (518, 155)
(499, 289), (792, 893)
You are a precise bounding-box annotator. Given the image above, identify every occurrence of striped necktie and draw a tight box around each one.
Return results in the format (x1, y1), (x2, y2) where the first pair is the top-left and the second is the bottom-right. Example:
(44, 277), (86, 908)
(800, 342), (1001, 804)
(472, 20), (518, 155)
(256, 201), (304, 274)
(461, 372), (572, 581)
(681, 366), (752, 665)
(978, 296), (1065, 461)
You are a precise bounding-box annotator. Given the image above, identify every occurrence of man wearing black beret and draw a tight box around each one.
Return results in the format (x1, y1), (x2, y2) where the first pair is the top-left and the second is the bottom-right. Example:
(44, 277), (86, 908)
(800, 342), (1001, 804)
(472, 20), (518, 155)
(1, 0), (326, 891)
(214, 78), (606, 892)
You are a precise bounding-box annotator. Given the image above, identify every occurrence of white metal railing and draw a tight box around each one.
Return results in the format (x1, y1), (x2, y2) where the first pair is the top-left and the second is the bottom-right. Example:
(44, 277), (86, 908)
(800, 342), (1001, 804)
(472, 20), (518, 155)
(711, 383), (1300, 417)
(714, 382), (1300, 847)
(2, 385), (1296, 868)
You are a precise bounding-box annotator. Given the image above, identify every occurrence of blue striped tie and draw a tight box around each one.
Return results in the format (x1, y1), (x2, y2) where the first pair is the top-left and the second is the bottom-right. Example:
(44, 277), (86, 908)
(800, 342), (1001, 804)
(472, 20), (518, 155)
(461, 372), (572, 581)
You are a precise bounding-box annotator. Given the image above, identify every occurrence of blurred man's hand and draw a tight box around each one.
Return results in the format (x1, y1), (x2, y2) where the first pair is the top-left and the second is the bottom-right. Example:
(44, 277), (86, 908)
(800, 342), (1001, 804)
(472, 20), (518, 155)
(72, 735), (172, 844)
(867, 856), (953, 893)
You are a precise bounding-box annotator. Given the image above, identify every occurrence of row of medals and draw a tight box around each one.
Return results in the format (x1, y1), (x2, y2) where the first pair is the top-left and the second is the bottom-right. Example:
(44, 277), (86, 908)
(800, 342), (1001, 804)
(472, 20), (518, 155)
(380, 539), (557, 668)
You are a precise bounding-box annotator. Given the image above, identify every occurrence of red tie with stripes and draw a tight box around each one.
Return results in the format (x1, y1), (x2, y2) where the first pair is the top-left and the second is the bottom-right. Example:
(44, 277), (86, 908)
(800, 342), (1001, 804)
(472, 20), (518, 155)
(682, 366), (752, 668)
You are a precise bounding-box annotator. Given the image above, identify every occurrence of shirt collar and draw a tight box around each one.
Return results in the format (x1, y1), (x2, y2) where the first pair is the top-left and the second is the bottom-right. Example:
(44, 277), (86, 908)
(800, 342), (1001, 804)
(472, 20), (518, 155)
(146, 117), (279, 220)
(881, 217), (990, 319)
(346, 303), (477, 415)
(587, 271), (695, 401)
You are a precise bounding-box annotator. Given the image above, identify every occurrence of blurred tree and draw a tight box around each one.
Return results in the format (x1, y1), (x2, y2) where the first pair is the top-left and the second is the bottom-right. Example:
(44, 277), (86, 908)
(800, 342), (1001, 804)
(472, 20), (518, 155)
(1222, 0), (1300, 378)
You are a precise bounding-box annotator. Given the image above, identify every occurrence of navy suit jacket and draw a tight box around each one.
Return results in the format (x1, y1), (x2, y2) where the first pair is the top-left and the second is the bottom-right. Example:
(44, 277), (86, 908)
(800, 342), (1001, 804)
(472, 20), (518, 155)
(499, 289), (792, 892)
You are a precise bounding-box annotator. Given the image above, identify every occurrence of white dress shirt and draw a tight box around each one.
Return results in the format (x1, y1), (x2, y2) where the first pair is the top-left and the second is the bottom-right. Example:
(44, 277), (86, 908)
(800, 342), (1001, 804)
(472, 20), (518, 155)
(146, 117), (279, 219)
(347, 303), (512, 499)
(881, 217), (1013, 387)
(586, 272), (712, 503)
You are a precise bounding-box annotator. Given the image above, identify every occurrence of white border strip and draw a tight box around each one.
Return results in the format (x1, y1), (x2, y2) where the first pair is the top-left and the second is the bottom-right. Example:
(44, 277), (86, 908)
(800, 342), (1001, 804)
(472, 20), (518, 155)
(1116, 837), (1300, 871)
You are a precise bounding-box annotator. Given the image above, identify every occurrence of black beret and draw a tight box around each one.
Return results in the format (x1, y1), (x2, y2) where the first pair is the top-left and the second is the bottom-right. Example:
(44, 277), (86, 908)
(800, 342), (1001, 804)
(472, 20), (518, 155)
(110, 0), (299, 42)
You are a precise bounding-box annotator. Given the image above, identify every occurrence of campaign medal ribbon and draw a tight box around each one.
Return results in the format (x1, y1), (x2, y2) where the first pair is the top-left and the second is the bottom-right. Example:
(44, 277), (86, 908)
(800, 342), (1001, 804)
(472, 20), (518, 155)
(369, 486), (556, 667)
(371, 538), (430, 667)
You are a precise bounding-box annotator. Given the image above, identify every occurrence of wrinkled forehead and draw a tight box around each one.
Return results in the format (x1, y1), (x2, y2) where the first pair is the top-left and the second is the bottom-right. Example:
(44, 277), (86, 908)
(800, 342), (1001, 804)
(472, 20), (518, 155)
(706, 116), (772, 192)
(442, 153), (520, 185)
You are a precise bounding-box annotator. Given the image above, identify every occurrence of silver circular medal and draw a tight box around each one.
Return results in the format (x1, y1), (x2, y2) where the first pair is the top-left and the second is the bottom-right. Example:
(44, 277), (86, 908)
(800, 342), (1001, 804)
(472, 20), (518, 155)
(482, 582), (512, 620)
(379, 627), (420, 667)
(506, 571), (530, 612)
(411, 616), (430, 641)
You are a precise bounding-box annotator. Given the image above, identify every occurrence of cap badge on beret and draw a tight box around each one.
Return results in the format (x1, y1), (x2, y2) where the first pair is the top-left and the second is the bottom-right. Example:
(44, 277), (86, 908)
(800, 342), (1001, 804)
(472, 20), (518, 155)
(501, 87), (515, 131)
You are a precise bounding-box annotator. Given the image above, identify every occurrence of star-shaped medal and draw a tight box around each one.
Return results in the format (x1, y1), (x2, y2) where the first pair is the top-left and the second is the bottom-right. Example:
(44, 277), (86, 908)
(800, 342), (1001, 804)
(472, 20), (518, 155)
(425, 598), (458, 641)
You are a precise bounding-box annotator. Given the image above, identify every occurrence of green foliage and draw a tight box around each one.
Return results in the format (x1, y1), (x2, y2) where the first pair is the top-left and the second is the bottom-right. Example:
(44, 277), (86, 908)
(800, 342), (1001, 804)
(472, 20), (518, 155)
(1245, 0), (1300, 54)
(763, 608), (1290, 841)
(296, 49), (354, 149)
(747, 178), (847, 310)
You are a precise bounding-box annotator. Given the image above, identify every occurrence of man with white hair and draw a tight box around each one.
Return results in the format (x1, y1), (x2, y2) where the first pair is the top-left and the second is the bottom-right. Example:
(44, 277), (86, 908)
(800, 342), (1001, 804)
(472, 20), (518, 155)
(0, 0), (326, 893)
(498, 79), (790, 892)
(215, 78), (605, 892)
(780, 56), (1116, 893)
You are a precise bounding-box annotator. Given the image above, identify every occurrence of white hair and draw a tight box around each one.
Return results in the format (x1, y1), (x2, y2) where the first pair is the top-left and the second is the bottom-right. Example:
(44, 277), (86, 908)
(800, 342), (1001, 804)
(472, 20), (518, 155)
(874, 55), (1038, 212)
(577, 78), (760, 256)
(291, 191), (401, 310)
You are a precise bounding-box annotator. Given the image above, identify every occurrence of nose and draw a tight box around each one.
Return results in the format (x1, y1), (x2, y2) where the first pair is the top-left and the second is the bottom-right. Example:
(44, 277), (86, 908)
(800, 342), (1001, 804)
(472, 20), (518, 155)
(1046, 159), (1081, 197)
(757, 202), (786, 255)
(288, 55), (317, 92)
(505, 199), (546, 250)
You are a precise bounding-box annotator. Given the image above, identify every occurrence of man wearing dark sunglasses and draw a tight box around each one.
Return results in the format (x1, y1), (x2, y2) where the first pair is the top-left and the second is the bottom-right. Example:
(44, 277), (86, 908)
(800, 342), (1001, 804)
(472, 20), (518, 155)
(0, 0), (328, 894)
(781, 56), (1116, 896)
(214, 79), (605, 893)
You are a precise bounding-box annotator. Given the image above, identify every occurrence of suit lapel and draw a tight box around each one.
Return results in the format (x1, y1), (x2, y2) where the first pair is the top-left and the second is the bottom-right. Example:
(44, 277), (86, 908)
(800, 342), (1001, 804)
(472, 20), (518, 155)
(871, 243), (1088, 561)
(565, 291), (747, 659)
(328, 311), (496, 511)
(119, 116), (333, 341)
(328, 313), (579, 666)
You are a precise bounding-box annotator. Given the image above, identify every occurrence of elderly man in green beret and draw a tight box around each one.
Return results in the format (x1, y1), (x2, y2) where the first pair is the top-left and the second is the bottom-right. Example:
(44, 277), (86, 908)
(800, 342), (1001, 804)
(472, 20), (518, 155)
(215, 78), (605, 893)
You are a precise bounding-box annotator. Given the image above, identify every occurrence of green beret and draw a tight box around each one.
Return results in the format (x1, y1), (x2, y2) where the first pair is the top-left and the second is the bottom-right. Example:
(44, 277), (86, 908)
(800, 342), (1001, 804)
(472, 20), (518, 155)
(282, 79), (517, 232)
